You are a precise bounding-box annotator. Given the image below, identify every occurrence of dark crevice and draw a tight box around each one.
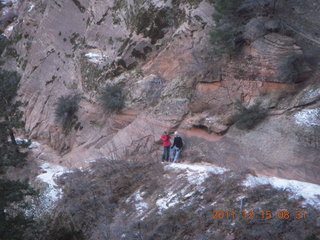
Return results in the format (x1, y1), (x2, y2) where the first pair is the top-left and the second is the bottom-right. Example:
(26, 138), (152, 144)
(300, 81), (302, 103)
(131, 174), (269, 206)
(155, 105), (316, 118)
(192, 124), (210, 132)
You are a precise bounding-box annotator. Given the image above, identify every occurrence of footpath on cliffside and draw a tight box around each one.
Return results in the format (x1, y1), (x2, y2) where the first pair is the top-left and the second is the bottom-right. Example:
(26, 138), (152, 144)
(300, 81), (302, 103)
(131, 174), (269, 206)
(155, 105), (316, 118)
(30, 139), (320, 211)
(16, 138), (320, 239)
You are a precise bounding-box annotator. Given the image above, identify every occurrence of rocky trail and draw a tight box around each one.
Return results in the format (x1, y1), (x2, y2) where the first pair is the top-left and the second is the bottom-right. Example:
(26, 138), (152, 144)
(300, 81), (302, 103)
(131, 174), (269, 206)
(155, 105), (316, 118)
(31, 138), (320, 215)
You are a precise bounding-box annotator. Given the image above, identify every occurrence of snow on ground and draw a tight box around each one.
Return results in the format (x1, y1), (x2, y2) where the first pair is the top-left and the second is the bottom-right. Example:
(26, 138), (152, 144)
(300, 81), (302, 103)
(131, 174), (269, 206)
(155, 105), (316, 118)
(165, 163), (228, 174)
(186, 170), (209, 185)
(125, 190), (150, 218)
(165, 162), (320, 208)
(1, 0), (19, 15)
(243, 175), (320, 206)
(28, 3), (34, 12)
(154, 163), (227, 212)
(294, 108), (320, 127)
(14, 138), (40, 148)
(36, 162), (68, 210)
(305, 88), (320, 101)
(135, 202), (149, 217)
(135, 191), (144, 201)
(28, 140), (40, 149)
(85, 51), (109, 63)
(1, 0), (19, 3)
(166, 163), (227, 185)
(156, 191), (180, 211)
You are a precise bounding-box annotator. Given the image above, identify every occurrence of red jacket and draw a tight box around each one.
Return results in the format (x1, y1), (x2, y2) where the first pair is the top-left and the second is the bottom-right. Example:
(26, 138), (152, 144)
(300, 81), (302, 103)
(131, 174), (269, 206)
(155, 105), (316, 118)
(161, 135), (171, 147)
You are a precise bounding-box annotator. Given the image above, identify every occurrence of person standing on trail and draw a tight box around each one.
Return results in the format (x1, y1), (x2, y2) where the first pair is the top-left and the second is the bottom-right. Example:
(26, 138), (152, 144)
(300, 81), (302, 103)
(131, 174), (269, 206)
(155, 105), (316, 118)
(170, 131), (183, 163)
(161, 131), (171, 162)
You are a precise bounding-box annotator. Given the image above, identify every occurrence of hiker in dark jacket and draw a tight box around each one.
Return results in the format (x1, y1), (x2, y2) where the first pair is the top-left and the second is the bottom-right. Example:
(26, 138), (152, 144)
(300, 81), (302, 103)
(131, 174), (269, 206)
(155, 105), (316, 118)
(170, 131), (183, 163)
(161, 131), (171, 162)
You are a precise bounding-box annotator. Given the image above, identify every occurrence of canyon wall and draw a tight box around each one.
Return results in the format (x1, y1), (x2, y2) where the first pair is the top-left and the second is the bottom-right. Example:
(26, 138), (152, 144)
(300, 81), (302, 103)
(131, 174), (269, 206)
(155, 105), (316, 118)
(1, 0), (320, 183)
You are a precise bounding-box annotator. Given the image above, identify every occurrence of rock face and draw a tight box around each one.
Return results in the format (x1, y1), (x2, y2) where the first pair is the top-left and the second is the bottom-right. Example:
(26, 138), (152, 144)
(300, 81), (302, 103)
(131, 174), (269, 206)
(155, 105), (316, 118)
(1, 0), (320, 184)
(226, 33), (311, 83)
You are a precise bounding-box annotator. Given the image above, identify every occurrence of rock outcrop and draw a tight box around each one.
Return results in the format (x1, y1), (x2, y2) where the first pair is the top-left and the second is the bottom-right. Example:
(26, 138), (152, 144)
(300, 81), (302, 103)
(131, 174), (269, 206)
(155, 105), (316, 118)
(1, 0), (320, 184)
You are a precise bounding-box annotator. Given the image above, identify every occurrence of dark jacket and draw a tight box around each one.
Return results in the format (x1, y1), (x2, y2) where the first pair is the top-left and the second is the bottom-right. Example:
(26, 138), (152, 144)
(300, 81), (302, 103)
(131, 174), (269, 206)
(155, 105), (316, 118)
(172, 136), (183, 149)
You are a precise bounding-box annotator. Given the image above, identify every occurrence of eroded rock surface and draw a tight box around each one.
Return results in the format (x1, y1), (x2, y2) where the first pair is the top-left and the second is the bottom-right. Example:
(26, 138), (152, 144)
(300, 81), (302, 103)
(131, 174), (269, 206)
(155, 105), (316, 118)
(1, 0), (320, 184)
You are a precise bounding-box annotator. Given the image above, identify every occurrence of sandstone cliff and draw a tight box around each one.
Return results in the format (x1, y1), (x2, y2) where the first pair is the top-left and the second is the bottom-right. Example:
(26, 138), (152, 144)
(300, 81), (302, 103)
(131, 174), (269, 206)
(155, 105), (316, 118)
(1, 0), (320, 184)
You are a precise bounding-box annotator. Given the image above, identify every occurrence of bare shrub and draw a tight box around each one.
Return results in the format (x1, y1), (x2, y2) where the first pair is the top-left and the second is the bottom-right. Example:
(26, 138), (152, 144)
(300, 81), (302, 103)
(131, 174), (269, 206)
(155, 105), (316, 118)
(99, 84), (124, 113)
(230, 101), (268, 130)
(37, 161), (320, 240)
(54, 95), (80, 133)
(42, 159), (164, 240)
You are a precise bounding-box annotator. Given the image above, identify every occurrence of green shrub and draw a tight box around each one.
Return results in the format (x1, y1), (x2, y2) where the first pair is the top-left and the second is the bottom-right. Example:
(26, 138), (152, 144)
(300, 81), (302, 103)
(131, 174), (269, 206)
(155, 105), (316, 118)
(99, 84), (124, 113)
(230, 101), (268, 130)
(210, 24), (241, 55)
(210, 0), (245, 56)
(213, 0), (244, 21)
(0, 35), (9, 55)
(54, 95), (80, 132)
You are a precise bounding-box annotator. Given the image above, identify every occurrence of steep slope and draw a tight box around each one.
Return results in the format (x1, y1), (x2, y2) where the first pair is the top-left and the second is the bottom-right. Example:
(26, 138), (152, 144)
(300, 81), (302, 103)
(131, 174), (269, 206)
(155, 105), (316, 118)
(38, 159), (320, 240)
(1, 0), (320, 184)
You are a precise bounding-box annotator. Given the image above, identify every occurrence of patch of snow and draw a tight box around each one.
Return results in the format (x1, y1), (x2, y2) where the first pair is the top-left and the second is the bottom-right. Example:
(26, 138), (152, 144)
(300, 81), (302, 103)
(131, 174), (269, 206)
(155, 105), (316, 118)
(126, 190), (149, 217)
(28, 141), (40, 149)
(1, 0), (19, 15)
(38, 162), (66, 188)
(26, 162), (68, 218)
(236, 195), (246, 201)
(1, 0), (19, 3)
(186, 170), (209, 185)
(184, 191), (195, 198)
(305, 88), (320, 100)
(243, 175), (320, 206)
(166, 163), (227, 186)
(156, 191), (180, 211)
(14, 138), (29, 144)
(11, 138), (40, 149)
(85, 52), (109, 64)
(3, 22), (18, 37)
(294, 109), (320, 127)
(165, 163), (227, 174)
(36, 163), (68, 208)
(149, 0), (169, 8)
(135, 202), (148, 216)
(28, 3), (34, 12)
(135, 191), (143, 201)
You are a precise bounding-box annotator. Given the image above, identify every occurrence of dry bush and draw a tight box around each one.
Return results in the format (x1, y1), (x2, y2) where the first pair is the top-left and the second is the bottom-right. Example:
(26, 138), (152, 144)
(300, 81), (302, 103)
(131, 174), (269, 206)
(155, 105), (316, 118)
(36, 161), (320, 240)
(132, 206), (216, 240)
(54, 95), (80, 133)
(40, 159), (164, 240)
(230, 101), (268, 130)
(99, 84), (125, 113)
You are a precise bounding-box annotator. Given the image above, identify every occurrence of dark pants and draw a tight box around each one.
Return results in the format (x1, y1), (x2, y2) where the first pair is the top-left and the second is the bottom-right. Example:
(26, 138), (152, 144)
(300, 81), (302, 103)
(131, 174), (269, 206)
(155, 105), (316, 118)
(162, 146), (170, 161)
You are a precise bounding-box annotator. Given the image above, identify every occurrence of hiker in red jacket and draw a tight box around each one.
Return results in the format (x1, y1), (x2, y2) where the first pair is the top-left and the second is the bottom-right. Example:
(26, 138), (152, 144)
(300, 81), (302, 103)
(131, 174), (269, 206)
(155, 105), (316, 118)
(161, 131), (171, 162)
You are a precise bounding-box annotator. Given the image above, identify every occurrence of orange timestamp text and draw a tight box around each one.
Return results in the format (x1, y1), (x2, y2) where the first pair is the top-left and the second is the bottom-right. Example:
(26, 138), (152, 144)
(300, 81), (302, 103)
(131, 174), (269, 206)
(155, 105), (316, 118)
(212, 210), (307, 220)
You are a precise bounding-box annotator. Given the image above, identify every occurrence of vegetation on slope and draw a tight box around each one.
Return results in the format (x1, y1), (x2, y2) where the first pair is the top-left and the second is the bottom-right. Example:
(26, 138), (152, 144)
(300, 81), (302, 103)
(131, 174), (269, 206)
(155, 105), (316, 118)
(0, 70), (36, 240)
(54, 95), (80, 133)
(32, 159), (320, 240)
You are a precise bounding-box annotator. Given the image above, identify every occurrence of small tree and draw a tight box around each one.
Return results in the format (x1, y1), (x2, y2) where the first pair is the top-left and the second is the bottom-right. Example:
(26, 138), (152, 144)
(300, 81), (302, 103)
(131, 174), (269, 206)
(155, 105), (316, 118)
(0, 70), (24, 145)
(99, 84), (124, 113)
(210, 0), (245, 56)
(213, 0), (244, 22)
(54, 95), (80, 133)
(210, 24), (241, 55)
(0, 70), (36, 240)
